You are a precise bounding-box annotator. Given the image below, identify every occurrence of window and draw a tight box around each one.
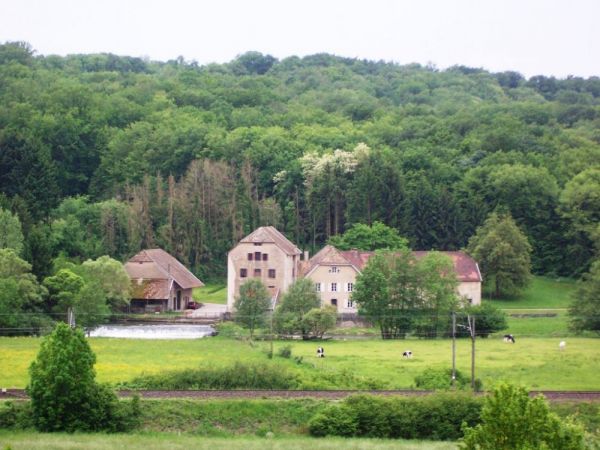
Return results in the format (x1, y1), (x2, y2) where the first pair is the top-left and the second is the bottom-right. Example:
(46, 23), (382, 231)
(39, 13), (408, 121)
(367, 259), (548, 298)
(347, 299), (354, 308)
(247, 253), (253, 261)
(254, 268), (261, 277)
(329, 266), (338, 273)
(331, 299), (338, 306)
(240, 268), (247, 278)
(268, 269), (276, 278)
(255, 251), (261, 261)
(262, 253), (268, 261)
(315, 282), (321, 292)
(253, 243), (262, 246)
(331, 283), (337, 292)
(347, 283), (353, 292)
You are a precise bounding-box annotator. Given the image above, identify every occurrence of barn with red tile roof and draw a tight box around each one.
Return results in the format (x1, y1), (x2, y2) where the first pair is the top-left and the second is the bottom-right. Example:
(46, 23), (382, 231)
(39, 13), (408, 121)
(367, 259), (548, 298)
(125, 249), (204, 312)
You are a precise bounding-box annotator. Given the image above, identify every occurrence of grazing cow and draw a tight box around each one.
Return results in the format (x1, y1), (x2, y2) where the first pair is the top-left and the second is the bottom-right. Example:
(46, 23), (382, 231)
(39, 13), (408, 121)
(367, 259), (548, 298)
(503, 334), (515, 343)
(559, 341), (566, 351)
(402, 350), (412, 358)
(317, 346), (325, 358)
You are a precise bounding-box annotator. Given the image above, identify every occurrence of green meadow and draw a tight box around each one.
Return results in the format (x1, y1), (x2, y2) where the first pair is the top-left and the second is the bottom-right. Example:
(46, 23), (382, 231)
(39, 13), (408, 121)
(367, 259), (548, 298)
(0, 432), (458, 450)
(1, 335), (598, 390)
(193, 283), (227, 304)
(485, 276), (576, 309)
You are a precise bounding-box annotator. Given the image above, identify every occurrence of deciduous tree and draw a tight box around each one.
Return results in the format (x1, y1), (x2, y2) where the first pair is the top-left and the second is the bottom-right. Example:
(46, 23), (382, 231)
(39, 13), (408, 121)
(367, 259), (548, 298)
(328, 221), (408, 251)
(569, 259), (600, 333)
(467, 213), (531, 298)
(234, 279), (271, 338)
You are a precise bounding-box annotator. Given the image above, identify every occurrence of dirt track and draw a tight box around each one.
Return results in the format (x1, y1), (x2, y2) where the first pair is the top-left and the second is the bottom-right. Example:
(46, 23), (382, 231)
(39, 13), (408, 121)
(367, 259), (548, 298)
(2, 389), (600, 402)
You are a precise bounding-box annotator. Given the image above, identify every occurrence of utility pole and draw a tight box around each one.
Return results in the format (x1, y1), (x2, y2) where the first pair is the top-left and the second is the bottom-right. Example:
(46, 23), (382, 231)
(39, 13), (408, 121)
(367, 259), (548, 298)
(67, 307), (75, 328)
(269, 309), (274, 358)
(469, 314), (476, 391)
(451, 311), (456, 388)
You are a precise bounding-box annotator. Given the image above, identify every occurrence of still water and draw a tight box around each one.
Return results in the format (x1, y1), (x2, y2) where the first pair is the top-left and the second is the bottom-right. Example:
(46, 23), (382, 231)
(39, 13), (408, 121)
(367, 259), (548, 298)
(89, 324), (216, 339)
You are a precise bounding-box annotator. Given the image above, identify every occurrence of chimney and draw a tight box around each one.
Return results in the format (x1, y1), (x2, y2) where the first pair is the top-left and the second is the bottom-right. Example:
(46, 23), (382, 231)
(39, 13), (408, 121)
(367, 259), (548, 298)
(304, 250), (309, 261)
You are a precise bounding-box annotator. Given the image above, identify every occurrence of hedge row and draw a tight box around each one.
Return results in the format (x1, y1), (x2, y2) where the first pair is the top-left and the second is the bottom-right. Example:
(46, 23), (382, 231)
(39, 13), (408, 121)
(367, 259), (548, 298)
(308, 393), (483, 440)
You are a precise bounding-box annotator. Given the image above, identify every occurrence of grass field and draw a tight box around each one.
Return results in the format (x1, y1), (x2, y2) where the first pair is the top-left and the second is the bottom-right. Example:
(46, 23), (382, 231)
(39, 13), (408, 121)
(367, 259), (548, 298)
(503, 310), (570, 337)
(485, 276), (576, 309)
(193, 283), (227, 304)
(1, 335), (599, 390)
(0, 432), (457, 450)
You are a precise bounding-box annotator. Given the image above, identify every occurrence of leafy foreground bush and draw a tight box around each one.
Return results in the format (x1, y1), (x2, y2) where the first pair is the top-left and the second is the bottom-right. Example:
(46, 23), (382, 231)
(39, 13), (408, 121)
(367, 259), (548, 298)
(461, 383), (586, 450)
(309, 393), (482, 440)
(27, 323), (140, 432)
(121, 361), (300, 390)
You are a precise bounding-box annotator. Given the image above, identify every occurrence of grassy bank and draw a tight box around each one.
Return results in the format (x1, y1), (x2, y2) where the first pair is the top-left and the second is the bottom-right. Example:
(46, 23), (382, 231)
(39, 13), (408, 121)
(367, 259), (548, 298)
(193, 283), (227, 304)
(486, 276), (576, 309)
(502, 309), (570, 337)
(0, 432), (458, 450)
(1, 335), (599, 390)
(1, 397), (598, 447)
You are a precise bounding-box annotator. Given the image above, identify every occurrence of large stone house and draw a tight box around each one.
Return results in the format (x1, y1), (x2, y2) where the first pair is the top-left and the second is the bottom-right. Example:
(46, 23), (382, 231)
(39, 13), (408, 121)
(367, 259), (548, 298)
(226, 226), (304, 311)
(303, 245), (482, 313)
(125, 248), (204, 313)
(227, 228), (482, 312)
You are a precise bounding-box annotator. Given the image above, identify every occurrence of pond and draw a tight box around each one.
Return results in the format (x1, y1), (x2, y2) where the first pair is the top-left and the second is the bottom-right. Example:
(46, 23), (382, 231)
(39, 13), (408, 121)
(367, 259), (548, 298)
(89, 324), (216, 339)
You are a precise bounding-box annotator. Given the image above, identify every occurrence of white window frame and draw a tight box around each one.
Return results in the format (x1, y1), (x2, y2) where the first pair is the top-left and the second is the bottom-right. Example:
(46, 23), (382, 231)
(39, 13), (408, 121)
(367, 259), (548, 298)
(347, 282), (353, 292)
(315, 282), (321, 292)
(347, 299), (354, 308)
(331, 282), (337, 292)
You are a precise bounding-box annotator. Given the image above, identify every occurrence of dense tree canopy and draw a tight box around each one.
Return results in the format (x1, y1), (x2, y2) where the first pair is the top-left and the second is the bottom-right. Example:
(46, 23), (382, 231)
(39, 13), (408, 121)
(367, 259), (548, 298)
(0, 42), (599, 291)
(328, 221), (408, 251)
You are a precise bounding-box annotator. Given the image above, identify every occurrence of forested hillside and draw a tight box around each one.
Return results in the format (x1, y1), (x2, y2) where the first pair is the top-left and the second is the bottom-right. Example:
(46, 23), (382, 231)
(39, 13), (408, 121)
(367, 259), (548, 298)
(1, 41), (599, 280)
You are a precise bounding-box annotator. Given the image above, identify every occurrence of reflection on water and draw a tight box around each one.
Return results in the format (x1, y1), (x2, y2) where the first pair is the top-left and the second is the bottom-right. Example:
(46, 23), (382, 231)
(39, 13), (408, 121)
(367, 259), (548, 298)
(89, 324), (216, 339)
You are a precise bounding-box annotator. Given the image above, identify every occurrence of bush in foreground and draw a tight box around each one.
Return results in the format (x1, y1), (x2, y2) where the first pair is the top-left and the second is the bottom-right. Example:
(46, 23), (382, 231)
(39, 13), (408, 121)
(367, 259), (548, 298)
(308, 393), (482, 440)
(27, 323), (139, 432)
(461, 383), (585, 450)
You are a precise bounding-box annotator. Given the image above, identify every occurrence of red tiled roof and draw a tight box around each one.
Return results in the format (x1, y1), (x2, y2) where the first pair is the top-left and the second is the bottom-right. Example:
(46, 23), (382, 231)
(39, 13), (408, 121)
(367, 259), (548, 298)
(240, 226), (301, 255)
(304, 247), (481, 282)
(125, 249), (204, 298)
(413, 251), (482, 282)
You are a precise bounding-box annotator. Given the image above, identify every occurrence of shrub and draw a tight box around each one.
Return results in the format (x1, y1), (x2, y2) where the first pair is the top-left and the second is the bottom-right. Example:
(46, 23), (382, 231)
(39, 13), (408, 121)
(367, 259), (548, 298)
(461, 383), (586, 450)
(460, 303), (508, 338)
(308, 405), (357, 437)
(277, 345), (293, 358)
(0, 401), (33, 429)
(414, 367), (470, 390)
(308, 393), (482, 440)
(121, 361), (300, 390)
(301, 306), (337, 339)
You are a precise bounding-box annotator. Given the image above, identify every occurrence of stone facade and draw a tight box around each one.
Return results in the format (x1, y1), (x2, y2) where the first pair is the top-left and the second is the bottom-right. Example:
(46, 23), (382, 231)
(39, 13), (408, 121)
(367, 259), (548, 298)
(227, 228), (483, 312)
(227, 227), (301, 311)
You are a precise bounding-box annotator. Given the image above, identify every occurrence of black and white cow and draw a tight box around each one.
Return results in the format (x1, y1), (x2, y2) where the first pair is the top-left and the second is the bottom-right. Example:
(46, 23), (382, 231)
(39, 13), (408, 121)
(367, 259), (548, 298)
(317, 346), (325, 358)
(503, 334), (515, 343)
(402, 350), (412, 358)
